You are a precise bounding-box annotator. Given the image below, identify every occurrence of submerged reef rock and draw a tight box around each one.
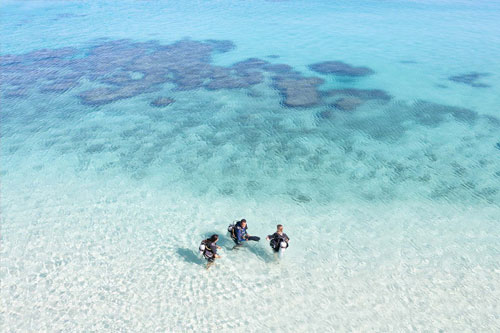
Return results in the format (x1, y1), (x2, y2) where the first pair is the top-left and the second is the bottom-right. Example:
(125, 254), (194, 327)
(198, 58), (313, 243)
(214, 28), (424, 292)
(326, 88), (392, 101)
(1, 38), (328, 107)
(333, 97), (364, 111)
(288, 189), (312, 203)
(0, 38), (242, 106)
(2, 87), (29, 98)
(79, 87), (123, 106)
(329, 99), (487, 142)
(264, 63), (293, 74)
(411, 101), (478, 126)
(40, 80), (80, 93)
(151, 97), (175, 107)
(448, 72), (491, 88)
(100, 71), (142, 86)
(204, 65), (264, 90)
(309, 61), (374, 76)
(0, 54), (24, 65)
(316, 109), (335, 120)
(78, 82), (159, 106)
(274, 76), (324, 107)
(232, 58), (270, 73)
(325, 88), (391, 111)
(25, 47), (78, 61)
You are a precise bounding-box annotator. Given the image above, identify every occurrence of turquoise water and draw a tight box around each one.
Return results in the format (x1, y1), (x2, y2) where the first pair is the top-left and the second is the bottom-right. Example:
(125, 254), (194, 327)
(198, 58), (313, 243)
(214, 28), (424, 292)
(1, 0), (499, 331)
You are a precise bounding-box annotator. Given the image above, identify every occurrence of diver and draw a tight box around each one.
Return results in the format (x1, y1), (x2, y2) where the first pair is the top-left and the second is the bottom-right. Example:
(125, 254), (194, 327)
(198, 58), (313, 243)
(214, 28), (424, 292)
(229, 219), (260, 245)
(199, 234), (221, 265)
(266, 224), (290, 253)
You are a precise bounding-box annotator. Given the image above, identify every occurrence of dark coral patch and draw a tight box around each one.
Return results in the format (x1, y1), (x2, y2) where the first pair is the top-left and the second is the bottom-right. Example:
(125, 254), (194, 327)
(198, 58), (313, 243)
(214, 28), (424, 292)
(0, 40), (387, 109)
(333, 97), (363, 111)
(324, 88), (391, 111)
(205, 76), (245, 90)
(232, 58), (269, 73)
(24, 47), (78, 61)
(263, 63), (293, 74)
(100, 72), (139, 86)
(79, 88), (121, 106)
(40, 80), (80, 93)
(448, 72), (491, 88)
(309, 61), (374, 77)
(151, 97), (175, 107)
(3, 40), (270, 105)
(2, 87), (29, 99)
(274, 76), (324, 107)
(316, 110), (335, 120)
(326, 88), (391, 101)
(86, 144), (106, 154)
(79, 85), (152, 106)
(0, 54), (25, 65)
(238, 71), (264, 85)
(172, 73), (206, 91)
(411, 101), (478, 126)
(79, 83), (156, 105)
(141, 72), (169, 86)
(205, 69), (264, 90)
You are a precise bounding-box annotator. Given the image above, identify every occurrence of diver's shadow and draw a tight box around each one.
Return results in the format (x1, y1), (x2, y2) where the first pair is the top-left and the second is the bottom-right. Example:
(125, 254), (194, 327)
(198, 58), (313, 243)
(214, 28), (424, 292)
(176, 248), (203, 265)
(224, 236), (274, 263)
(246, 243), (275, 263)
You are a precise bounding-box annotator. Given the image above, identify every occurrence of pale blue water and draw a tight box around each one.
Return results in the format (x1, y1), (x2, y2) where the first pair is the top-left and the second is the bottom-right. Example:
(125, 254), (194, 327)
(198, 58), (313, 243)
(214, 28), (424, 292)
(1, 0), (499, 331)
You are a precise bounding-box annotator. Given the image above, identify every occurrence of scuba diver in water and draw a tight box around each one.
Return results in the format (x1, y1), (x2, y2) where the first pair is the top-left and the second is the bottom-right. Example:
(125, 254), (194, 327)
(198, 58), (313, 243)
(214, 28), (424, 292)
(266, 224), (290, 253)
(229, 219), (260, 245)
(199, 234), (221, 266)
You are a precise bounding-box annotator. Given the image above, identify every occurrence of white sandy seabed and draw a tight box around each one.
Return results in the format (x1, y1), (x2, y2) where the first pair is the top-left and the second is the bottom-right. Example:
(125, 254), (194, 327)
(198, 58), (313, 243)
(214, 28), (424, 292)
(1, 174), (499, 332)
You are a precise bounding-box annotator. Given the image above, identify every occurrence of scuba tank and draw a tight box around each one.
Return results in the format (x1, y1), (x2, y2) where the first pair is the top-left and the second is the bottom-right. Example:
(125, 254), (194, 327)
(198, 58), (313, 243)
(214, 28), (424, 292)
(227, 221), (238, 239)
(199, 242), (206, 257)
(278, 241), (287, 257)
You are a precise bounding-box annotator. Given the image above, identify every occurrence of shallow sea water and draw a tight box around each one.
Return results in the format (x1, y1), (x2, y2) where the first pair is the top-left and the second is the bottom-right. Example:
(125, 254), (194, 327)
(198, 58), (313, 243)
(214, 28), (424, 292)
(1, 0), (499, 331)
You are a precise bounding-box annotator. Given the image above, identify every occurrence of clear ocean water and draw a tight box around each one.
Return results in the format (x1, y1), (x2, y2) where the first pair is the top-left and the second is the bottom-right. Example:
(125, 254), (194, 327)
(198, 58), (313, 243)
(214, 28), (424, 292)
(1, 0), (499, 331)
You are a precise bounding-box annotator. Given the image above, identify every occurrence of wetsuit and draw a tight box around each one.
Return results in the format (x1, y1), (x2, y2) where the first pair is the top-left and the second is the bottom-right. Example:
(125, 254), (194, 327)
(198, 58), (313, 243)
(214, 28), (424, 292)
(267, 232), (289, 252)
(202, 241), (218, 261)
(233, 222), (260, 244)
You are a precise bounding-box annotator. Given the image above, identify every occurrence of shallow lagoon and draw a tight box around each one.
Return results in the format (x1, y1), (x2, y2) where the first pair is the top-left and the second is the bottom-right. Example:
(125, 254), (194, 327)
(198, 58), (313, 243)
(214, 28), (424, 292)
(1, 0), (499, 331)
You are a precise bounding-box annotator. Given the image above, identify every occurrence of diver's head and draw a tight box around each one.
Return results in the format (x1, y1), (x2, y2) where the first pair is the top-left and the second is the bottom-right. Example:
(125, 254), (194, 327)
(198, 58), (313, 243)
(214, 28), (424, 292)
(240, 219), (247, 228)
(277, 224), (283, 232)
(209, 234), (219, 243)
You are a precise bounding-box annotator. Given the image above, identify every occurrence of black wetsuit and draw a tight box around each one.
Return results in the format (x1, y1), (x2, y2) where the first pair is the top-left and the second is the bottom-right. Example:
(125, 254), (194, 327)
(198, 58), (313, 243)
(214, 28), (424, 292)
(267, 232), (289, 252)
(203, 241), (218, 261)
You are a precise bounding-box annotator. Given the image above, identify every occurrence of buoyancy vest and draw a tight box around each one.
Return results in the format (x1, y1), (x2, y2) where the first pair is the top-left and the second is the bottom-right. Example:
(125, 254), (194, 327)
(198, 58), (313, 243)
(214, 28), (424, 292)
(200, 240), (215, 258)
(229, 221), (247, 240)
(269, 233), (288, 250)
